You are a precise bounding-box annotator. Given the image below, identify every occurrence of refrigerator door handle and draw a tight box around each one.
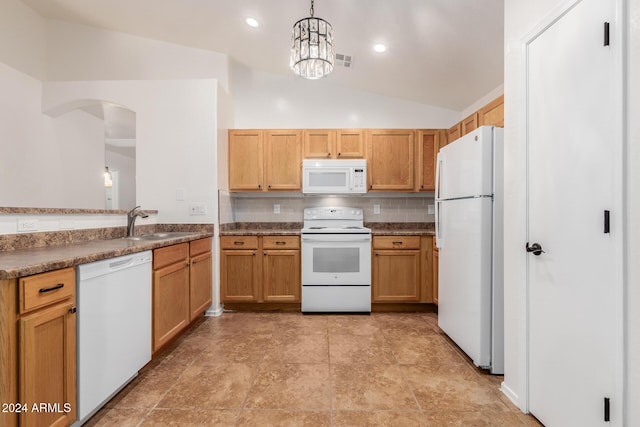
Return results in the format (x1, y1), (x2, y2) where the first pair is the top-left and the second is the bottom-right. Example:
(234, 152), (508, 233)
(435, 201), (442, 248)
(435, 154), (442, 201)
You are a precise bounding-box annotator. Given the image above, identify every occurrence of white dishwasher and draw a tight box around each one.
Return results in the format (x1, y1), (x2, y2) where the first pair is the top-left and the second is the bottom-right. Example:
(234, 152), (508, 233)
(75, 251), (152, 425)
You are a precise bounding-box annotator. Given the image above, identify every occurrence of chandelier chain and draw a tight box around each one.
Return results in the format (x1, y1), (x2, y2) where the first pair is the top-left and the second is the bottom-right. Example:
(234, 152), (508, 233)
(310, 0), (314, 17)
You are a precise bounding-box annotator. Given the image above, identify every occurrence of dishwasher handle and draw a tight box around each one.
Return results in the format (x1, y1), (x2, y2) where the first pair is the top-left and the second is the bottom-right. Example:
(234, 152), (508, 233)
(109, 258), (134, 270)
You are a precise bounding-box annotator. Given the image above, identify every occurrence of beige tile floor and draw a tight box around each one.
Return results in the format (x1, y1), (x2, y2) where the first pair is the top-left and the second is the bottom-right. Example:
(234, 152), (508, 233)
(86, 312), (542, 426)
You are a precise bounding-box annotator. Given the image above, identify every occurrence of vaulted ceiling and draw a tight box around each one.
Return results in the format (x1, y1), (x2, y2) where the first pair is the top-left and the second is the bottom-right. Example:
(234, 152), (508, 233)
(22, 0), (504, 111)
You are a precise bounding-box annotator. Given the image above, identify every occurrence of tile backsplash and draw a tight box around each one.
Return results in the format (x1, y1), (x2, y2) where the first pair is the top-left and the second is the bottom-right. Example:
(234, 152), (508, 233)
(219, 191), (435, 224)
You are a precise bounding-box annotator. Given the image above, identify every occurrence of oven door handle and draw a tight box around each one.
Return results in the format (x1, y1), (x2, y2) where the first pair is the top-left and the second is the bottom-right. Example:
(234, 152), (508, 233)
(302, 236), (371, 243)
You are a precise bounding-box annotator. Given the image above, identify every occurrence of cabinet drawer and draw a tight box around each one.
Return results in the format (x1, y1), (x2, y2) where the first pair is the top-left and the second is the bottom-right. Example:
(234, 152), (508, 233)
(19, 267), (75, 314)
(262, 236), (300, 250)
(220, 236), (259, 250)
(373, 236), (421, 250)
(190, 237), (212, 257)
(154, 243), (189, 270)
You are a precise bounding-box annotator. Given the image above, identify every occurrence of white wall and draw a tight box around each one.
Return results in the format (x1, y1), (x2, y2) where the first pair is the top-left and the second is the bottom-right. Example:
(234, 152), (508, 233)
(503, 2), (638, 425)
(0, 0), (46, 79)
(42, 79), (219, 225)
(231, 63), (461, 129)
(0, 63), (105, 209)
(45, 19), (230, 91)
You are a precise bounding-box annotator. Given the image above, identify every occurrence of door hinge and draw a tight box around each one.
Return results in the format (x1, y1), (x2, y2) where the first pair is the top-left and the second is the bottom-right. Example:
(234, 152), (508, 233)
(604, 397), (610, 422)
(604, 22), (610, 46)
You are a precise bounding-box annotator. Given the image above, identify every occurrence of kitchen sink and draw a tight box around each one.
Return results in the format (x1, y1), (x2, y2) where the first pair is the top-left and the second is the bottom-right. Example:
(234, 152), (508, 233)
(122, 232), (195, 241)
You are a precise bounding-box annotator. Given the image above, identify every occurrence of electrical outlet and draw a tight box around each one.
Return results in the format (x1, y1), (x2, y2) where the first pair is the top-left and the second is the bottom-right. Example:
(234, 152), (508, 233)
(17, 218), (38, 232)
(189, 203), (207, 215)
(373, 204), (381, 214)
(273, 204), (281, 214)
(428, 204), (435, 215)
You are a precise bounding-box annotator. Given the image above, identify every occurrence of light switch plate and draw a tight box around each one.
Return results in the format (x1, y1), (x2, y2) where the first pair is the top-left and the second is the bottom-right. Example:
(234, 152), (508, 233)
(428, 204), (435, 214)
(189, 203), (207, 215)
(373, 204), (381, 214)
(273, 204), (281, 214)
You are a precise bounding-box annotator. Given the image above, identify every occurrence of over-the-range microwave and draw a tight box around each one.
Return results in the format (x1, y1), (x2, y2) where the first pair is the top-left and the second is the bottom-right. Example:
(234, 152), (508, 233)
(302, 159), (367, 194)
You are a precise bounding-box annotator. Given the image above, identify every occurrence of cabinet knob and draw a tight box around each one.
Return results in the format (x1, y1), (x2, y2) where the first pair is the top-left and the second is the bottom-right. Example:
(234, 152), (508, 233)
(263, 252), (267, 256)
(69, 307), (77, 314)
(268, 184), (271, 189)
(258, 184), (262, 189)
(327, 152), (331, 158)
(338, 152), (341, 157)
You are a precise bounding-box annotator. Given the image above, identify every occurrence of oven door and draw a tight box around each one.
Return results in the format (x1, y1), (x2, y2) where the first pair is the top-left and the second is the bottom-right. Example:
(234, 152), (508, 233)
(301, 234), (371, 285)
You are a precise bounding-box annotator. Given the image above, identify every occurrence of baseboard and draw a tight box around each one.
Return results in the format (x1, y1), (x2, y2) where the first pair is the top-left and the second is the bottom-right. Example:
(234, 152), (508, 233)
(205, 304), (224, 317)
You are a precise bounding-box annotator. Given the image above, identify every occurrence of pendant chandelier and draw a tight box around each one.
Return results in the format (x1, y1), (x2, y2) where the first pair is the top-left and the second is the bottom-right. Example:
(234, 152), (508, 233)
(290, 0), (334, 79)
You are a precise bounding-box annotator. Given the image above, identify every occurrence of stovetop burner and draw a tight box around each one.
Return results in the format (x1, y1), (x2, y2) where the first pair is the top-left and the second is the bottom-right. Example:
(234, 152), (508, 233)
(302, 207), (371, 235)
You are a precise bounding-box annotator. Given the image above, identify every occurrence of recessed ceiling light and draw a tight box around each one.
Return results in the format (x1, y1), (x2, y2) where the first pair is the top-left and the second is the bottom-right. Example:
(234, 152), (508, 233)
(246, 17), (259, 28)
(373, 43), (387, 53)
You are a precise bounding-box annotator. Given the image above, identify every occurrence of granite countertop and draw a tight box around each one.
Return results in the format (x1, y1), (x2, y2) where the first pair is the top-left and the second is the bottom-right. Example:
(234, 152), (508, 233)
(219, 222), (435, 237)
(0, 231), (212, 280)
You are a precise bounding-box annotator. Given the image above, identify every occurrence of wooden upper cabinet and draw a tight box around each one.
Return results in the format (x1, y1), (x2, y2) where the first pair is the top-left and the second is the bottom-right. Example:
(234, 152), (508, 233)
(461, 112), (479, 136)
(336, 129), (365, 158)
(447, 122), (462, 145)
(303, 129), (336, 158)
(366, 129), (415, 191)
(478, 94), (504, 127)
(417, 129), (439, 192)
(303, 129), (364, 159)
(264, 130), (302, 191)
(229, 130), (264, 191)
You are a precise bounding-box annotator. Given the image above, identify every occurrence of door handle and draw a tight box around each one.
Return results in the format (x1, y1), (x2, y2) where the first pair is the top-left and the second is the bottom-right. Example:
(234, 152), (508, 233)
(526, 242), (545, 256)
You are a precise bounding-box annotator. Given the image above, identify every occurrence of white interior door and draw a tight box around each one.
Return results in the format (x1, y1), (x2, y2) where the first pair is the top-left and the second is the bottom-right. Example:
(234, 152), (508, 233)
(526, 0), (621, 425)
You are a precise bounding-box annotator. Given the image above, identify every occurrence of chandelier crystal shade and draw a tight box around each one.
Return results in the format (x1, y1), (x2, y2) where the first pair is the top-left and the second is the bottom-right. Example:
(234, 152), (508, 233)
(290, 0), (334, 79)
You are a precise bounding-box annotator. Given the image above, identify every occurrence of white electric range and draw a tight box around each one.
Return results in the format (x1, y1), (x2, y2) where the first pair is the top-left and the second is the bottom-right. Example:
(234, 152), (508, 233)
(301, 207), (371, 313)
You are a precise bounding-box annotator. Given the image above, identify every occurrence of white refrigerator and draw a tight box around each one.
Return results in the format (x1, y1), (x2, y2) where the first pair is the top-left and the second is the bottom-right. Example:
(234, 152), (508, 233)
(435, 125), (503, 374)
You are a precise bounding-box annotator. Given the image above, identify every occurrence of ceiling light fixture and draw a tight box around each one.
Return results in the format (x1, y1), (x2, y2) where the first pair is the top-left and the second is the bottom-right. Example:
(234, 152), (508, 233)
(104, 166), (113, 188)
(290, 0), (334, 79)
(245, 17), (259, 28)
(373, 43), (387, 53)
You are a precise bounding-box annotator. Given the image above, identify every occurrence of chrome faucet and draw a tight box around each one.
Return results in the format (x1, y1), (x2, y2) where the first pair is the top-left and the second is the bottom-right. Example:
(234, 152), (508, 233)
(127, 206), (149, 237)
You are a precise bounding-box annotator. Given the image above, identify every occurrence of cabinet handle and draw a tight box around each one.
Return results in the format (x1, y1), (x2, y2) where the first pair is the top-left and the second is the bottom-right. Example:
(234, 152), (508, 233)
(392, 241), (403, 245)
(39, 283), (64, 293)
(275, 241), (286, 245)
(338, 152), (341, 157)
(258, 184), (262, 189)
(253, 251), (256, 256)
(69, 307), (77, 314)
(263, 252), (267, 256)
(233, 241), (245, 245)
(268, 184), (271, 189)
(327, 152), (331, 158)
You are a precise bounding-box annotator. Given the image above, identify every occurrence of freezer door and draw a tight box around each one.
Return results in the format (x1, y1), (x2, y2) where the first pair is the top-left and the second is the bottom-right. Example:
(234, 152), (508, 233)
(438, 126), (494, 199)
(437, 197), (493, 370)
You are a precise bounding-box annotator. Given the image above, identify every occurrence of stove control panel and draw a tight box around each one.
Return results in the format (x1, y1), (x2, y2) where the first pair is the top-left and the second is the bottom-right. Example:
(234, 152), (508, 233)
(304, 207), (362, 220)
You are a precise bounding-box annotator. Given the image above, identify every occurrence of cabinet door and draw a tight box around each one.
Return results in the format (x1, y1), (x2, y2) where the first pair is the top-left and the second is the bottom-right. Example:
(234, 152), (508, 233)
(366, 129), (415, 191)
(478, 95), (504, 127)
(461, 112), (479, 136)
(417, 130), (439, 192)
(263, 249), (301, 302)
(19, 301), (76, 427)
(229, 130), (264, 191)
(190, 252), (212, 320)
(336, 129), (365, 158)
(303, 129), (335, 159)
(220, 250), (260, 302)
(153, 261), (190, 352)
(447, 123), (462, 145)
(264, 130), (302, 190)
(372, 250), (420, 302)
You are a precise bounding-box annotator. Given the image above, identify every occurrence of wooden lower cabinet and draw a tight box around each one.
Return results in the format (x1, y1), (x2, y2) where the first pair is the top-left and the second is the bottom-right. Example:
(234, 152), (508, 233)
(220, 235), (300, 303)
(372, 235), (434, 304)
(189, 238), (213, 321)
(153, 238), (213, 353)
(0, 267), (77, 427)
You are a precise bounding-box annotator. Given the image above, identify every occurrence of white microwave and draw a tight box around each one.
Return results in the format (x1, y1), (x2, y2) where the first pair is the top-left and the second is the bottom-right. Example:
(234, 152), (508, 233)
(302, 159), (367, 194)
